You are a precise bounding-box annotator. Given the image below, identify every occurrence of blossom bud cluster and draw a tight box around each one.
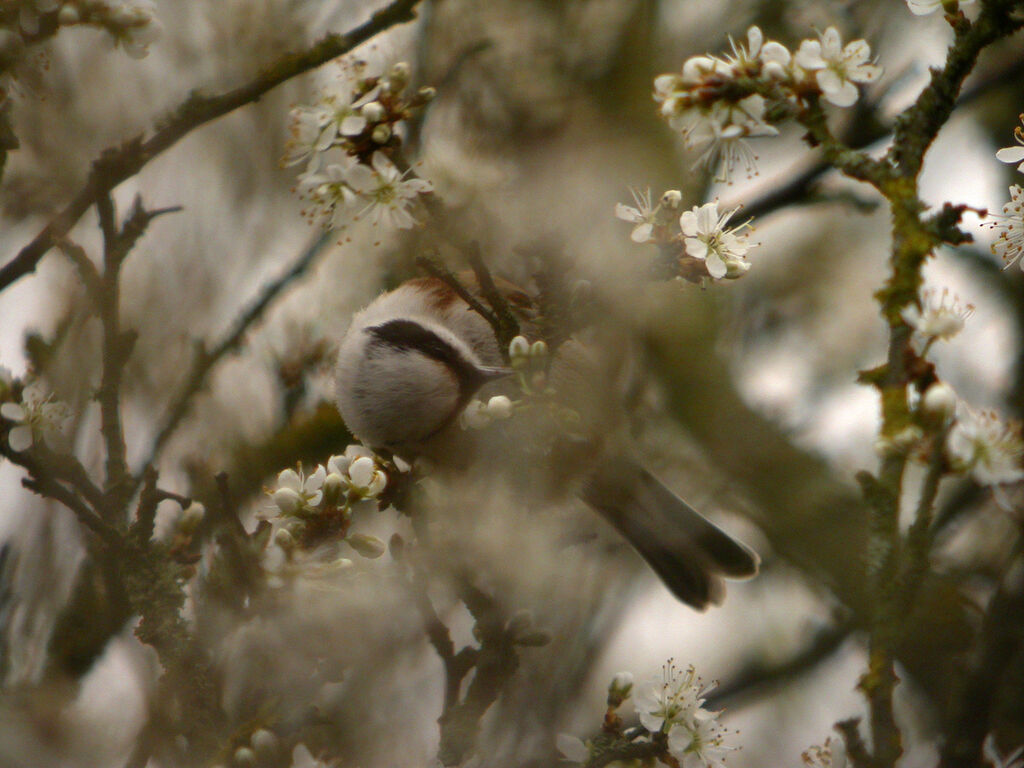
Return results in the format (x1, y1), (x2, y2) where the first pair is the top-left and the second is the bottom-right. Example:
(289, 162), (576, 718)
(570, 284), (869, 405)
(616, 188), (755, 283)
(558, 662), (734, 768)
(284, 60), (435, 232)
(653, 25), (880, 181)
(264, 445), (392, 559)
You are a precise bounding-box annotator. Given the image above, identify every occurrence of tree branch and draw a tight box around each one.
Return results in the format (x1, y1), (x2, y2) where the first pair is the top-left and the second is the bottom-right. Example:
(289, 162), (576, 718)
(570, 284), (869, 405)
(0, 0), (425, 292)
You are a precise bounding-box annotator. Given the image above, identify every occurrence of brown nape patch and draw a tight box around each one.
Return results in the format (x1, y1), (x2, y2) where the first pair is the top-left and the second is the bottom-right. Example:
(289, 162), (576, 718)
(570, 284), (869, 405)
(407, 276), (461, 312)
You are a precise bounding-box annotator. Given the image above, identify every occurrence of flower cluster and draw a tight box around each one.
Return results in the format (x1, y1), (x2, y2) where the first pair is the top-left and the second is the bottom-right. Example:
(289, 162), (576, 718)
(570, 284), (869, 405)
(0, 382), (69, 452)
(615, 189), (756, 283)
(558, 663), (733, 768)
(285, 60), (435, 232)
(987, 113), (1024, 270)
(264, 445), (395, 558)
(653, 26), (880, 180)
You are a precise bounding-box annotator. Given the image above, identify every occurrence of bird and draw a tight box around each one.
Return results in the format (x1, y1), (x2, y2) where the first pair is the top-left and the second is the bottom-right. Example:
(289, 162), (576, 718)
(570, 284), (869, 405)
(334, 273), (759, 609)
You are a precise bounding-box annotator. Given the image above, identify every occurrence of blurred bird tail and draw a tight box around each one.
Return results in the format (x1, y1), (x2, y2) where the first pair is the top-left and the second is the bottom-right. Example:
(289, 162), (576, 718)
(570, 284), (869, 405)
(581, 456), (760, 610)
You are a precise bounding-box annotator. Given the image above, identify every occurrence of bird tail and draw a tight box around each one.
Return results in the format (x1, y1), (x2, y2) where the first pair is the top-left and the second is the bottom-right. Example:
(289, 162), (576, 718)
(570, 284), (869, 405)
(581, 456), (760, 610)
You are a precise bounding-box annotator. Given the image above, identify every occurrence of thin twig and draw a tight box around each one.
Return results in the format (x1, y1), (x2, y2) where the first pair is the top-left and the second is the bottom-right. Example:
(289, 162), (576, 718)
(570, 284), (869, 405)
(20, 474), (122, 549)
(415, 253), (500, 330)
(467, 242), (519, 350)
(0, 0), (425, 292)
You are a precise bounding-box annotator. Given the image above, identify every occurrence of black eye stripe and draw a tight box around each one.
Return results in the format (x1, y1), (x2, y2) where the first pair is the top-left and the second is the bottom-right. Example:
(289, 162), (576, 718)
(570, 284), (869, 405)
(366, 319), (479, 385)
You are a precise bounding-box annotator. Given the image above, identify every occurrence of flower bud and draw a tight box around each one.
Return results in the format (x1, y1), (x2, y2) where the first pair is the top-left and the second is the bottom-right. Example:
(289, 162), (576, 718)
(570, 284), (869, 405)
(250, 729), (279, 756)
(653, 73), (681, 96)
(529, 340), (548, 359)
(233, 747), (256, 768)
(348, 533), (386, 559)
(607, 671), (634, 707)
(460, 399), (491, 430)
(417, 86), (436, 102)
(58, 5), (80, 25)
(360, 100), (386, 123)
(486, 395), (514, 420)
(348, 456), (376, 489)
(509, 335), (530, 361)
(389, 61), (411, 87)
(271, 487), (302, 515)
(322, 472), (345, 505)
(724, 257), (752, 279)
(371, 123), (392, 144)
(274, 527), (296, 550)
(660, 189), (683, 209)
(922, 382), (957, 422)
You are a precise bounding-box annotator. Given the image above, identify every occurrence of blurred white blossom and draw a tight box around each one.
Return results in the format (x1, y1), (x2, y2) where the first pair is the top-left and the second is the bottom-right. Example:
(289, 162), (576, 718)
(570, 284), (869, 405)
(948, 407), (1024, 486)
(615, 187), (658, 243)
(794, 27), (881, 107)
(901, 288), (974, 341)
(0, 383), (69, 452)
(555, 733), (589, 763)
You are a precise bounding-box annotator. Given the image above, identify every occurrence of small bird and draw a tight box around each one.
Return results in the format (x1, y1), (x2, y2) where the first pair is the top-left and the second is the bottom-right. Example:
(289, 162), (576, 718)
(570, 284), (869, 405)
(335, 274), (759, 608)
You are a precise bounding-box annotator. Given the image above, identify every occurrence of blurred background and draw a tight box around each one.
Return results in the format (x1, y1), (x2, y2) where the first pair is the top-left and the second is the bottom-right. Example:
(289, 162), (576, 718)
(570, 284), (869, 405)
(0, 0), (1023, 766)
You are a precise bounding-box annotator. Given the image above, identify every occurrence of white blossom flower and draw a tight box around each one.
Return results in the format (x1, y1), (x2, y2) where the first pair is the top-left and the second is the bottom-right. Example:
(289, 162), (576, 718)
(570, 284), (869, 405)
(667, 711), (732, 768)
(983, 734), (1024, 768)
(948, 406), (1024, 486)
(271, 465), (326, 515)
(1, 385), (69, 452)
(996, 114), (1024, 173)
(633, 663), (717, 733)
(680, 95), (778, 181)
(724, 26), (792, 77)
(901, 288), (974, 341)
(989, 185), (1024, 269)
(679, 201), (755, 279)
(615, 187), (658, 243)
(297, 159), (361, 229)
(346, 151), (433, 230)
(906, 0), (974, 15)
(802, 737), (848, 768)
(795, 27), (882, 107)
(555, 733), (589, 764)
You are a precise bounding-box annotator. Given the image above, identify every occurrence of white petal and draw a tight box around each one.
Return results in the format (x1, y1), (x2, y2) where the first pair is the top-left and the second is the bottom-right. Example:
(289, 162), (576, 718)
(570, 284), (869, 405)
(306, 465), (326, 492)
(685, 238), (709, 259)
(349, 456), (376, 489)
(345, 163), (376, 193)
(706, 252), (728, 279)
(816, 69), (844, 94)
(760, 41), (791, 66)
(843, 39), (871, 66)
(8, 425), (32, 451)
(824, 79), (860, 107)
(821, 27), (842, 58)
(696, 202), (719, 233)
(630, 222), (653, 243)
(340, 115), (367, 136)
(794, 40), (824, 70)
(615, 203), (642, 223)
(746, 26), (763, 54)
(1, 402), (26, 421)
(370, 150), (398, 179)
(851, 63), (883, 83)
(679, 210), (699, 236)
(277, 468), (302, 491)
(997, 146), (1024, 164)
